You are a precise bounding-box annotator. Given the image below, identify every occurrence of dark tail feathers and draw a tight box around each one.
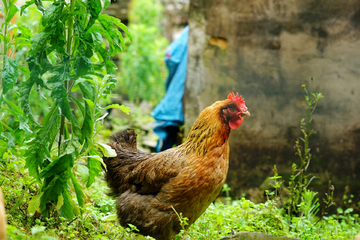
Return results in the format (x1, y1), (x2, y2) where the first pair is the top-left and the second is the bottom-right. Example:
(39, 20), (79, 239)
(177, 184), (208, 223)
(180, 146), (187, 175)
(103, 129), (139, 197)
(109, 129), (138, 150)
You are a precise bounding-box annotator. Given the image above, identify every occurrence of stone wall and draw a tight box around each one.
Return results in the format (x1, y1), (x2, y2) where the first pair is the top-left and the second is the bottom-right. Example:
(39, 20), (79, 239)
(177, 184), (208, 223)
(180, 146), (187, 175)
(185, 0), (360, 200)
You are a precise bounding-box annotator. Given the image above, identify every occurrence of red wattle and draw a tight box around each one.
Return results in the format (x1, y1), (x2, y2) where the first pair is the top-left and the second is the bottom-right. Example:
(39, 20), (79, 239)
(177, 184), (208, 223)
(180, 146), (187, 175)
(229, 117), (243, 129)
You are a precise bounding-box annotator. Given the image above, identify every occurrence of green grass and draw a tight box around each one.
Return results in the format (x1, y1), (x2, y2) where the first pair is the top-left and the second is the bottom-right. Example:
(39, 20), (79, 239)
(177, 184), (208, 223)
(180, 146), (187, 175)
(1, 158), (359, 240)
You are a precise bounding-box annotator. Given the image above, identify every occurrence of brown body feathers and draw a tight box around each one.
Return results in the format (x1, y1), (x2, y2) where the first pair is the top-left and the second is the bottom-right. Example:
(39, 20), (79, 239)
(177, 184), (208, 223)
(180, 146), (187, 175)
(103, 94), (249, 240)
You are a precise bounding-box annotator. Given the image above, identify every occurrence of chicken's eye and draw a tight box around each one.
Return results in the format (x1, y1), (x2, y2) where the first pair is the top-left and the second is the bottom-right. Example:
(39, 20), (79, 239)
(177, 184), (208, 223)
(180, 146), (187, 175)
(228, 107), (237, 113)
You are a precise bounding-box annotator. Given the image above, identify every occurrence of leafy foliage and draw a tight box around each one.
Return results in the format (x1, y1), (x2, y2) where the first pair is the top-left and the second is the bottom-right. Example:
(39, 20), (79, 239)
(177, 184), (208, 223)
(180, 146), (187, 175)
(284, 79), (326, 224)
(118, 0), (168, 104)
(0, 0), (130, 220)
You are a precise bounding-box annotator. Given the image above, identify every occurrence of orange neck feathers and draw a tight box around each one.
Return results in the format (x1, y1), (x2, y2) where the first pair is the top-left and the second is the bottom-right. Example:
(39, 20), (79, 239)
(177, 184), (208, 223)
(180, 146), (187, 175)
(178, 105), (230, 157)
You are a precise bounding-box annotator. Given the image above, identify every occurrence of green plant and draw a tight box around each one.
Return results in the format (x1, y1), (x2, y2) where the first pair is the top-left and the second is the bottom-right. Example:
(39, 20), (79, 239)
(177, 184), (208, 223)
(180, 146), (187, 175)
(0, 0), (34, 162)
(221, 183), (232, 205)
(172, 206), (193, 240)
(285, 78), (324, 224)
(0, 0), (132, 220)
(266, 165), (283, 202)
(118, 0), (168, 104)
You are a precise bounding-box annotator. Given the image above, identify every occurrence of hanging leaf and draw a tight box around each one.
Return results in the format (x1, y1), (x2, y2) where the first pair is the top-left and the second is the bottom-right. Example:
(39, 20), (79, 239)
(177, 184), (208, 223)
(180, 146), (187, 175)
(77, 164), (89, 184)
(98, 14), (132, 41)
(70, 171), (85, 207)
(40, 175), (67, 218)
(2, 56), (19, 94)
(39, 154), (74, 179)
(28, 193), (43, 217)
(59, 188), (76, 219)
(86, 0), (102, 31)
(5, 4), (19, 23)
(74, 43), (92, 77)
(97, 142), (116, 158)
(25, 110), (59, 179)
(18, 115), (33, 136)
(86, 149), (102, 188)
(101, 0), (111, 11)
(104, 104), (130, 115)
(1, 132), (16, 151)
(48, 59), (72, 120)
(20, 0), (35, 15)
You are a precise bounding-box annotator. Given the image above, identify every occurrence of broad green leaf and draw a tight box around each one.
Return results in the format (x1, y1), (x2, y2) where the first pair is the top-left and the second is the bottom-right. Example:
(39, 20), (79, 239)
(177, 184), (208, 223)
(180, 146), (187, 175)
(104, 59), (117, 75)
(28, 192), (43, 216)
(52, 82), (71, 119)
(83, 98), (95, 110)
(25, 112), (59, 179)
(1, 132), (15, 151)
(41, 104), (58, 126)
(91, 31), (103, 49)
(40, 1), (66, 54)
(56, 194), (64, 210)
(98, 14), (132, 41)
(2, 56), (19, 94)
(31, 226), (46, 235)
(74, 43), (92, 77)
(101, 0), (111, 10)
(70, 96), (85, 118)
(48, 60), (72, 120)
(86, 0), (102, 31)
(102, 75), (117, 95)
(4, 97), (23, 115)
(77, 164), (89, 184)
(101, 214), (117, 222)
(0, 121), (15, 135)
(39, 154), (74, 178)
(80, 98), (94, 151)
(38, 50), (54, 74)
(86, 149), (102, 188)
(70, 171), (85, 207)
(104, 104), (130, 115)
(40, 175), (66, 217)
(86, 155), (106, 168)
(59, 189), (76, 219)
(34, 0), (45, 13)
(20, 0), (35, 15)
(18, 115), (33, 136)
(42, 3), (58, 26)
(79, 80), (95, 101)
(97, 142), (116, 157)
(97, 17), (122, 54)
(88, 25), (115, 54)
(30, 32), (49, 53)
(6, 4), (19, 23)
(63, 120), (81, 157)
(13, 24), (32, 39)
(18, 80), (37, 124)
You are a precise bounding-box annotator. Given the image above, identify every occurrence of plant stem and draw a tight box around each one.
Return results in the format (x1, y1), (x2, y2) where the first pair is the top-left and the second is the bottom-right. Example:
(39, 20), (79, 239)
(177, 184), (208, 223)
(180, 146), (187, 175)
(58, 0), (75, 157)
(66, 0), (75, 94)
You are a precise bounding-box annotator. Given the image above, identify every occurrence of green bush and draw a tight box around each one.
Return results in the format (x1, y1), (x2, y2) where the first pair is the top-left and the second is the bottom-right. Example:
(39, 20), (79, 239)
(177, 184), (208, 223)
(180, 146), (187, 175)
(118, 0), (168, 104)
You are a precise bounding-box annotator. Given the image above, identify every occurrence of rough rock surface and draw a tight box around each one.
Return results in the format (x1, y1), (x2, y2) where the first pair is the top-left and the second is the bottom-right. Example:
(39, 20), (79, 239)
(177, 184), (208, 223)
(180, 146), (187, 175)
(185, 0), (360, 199)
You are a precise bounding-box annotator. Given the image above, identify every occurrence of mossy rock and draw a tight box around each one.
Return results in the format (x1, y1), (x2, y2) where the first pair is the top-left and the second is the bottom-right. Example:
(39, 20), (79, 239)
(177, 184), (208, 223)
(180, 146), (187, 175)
(220, 232), (300, 240)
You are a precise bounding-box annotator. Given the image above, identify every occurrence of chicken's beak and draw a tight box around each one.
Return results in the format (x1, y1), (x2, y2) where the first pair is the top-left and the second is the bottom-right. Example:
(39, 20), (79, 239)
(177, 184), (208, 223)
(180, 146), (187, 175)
(240, 110), (250, 117)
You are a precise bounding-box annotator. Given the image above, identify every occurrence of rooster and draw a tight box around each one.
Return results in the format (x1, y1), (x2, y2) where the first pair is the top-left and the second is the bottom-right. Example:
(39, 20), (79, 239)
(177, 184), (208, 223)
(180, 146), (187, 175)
(103, 92), (250, 240)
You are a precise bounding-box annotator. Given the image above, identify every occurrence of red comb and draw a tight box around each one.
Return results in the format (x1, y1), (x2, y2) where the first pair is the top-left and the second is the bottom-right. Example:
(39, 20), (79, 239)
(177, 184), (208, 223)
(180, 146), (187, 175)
(227, 92), (246, 108)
